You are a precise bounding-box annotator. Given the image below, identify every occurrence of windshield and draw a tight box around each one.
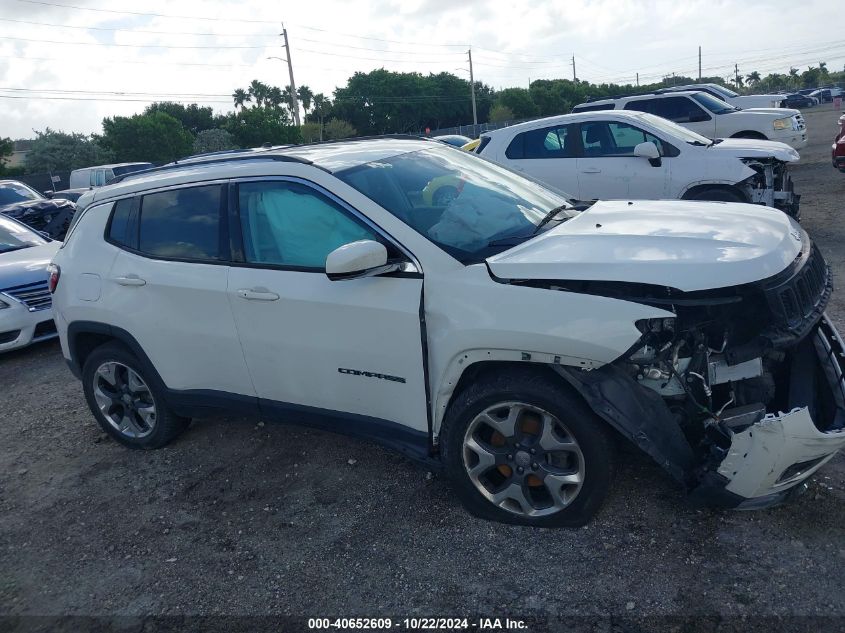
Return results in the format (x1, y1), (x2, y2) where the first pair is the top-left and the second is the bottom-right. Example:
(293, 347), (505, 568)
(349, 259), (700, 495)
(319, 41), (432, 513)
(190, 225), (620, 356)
(0, 182), (43, 206)
(708, 84), (738, 98)
(337, 146), (575, 263)
(691, 92), (739, 114)
(0, 215), (47, 253)
(634, 112), (714, 145)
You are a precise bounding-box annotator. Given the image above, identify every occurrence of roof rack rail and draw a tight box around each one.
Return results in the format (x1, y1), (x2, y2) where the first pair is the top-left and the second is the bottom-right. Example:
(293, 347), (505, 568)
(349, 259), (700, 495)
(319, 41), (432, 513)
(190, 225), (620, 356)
(109, 135), (435, 185)
(109, 151), (311, 185)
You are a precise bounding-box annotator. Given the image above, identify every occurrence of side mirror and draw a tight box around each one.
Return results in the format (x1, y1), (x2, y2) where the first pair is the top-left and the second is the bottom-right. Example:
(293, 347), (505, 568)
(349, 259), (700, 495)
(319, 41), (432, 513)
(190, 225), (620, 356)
(325, 240), (399, 281)
(633, 141), (662, 167)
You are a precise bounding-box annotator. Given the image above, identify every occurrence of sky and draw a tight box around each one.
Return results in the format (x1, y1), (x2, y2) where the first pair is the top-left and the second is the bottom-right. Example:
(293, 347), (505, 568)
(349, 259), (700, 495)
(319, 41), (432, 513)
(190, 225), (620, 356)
(1, 0), (842, 139)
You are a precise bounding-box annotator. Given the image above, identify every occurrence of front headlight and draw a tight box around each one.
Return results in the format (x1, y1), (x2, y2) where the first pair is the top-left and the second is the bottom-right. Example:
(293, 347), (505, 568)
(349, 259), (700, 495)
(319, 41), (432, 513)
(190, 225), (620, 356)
(773, 117), (794, 131)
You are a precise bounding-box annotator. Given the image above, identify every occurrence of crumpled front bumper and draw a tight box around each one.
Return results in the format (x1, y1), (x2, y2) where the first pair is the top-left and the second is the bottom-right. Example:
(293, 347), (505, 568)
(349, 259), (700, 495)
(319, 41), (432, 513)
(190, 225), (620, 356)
(700, 314), (845, 508)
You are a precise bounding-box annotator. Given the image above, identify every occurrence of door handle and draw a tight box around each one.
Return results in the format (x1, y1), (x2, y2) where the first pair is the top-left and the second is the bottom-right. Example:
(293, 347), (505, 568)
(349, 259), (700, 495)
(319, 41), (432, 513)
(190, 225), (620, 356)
(236, 288), (279, 301)
(113, 275), (146, 287)
(581, 168), (601, 174)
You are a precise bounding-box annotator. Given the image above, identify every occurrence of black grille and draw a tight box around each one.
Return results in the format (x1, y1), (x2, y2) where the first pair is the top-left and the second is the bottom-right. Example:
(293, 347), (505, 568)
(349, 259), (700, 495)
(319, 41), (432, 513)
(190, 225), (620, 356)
(0, 330), (21, 344)
(33, 319), (57, 338)
(767, 245), (831, 332)
(2, 280), (52, 312)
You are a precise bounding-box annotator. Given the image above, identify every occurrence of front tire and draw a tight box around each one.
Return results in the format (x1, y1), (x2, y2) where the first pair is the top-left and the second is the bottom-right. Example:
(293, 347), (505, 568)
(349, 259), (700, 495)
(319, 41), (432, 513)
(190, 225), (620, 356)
(441, 368), (614, 527)
(82, 342), (190, 449)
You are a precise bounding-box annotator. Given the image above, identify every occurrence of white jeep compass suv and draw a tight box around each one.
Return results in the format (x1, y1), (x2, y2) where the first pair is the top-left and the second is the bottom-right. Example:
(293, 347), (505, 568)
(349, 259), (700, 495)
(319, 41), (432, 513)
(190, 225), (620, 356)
(50, 139), (845, 526)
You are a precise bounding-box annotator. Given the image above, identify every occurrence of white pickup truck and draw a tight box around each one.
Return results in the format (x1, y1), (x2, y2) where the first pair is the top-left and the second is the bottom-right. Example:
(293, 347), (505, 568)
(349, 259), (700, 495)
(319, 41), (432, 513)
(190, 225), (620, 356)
(660, 83), (787, 109)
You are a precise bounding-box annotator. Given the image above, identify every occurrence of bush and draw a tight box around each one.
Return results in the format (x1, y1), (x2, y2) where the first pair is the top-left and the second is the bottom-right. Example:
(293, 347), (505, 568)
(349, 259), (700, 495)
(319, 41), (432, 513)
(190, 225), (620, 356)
(488, 104), (515, 123)
(101, 112), (194, 164)
(323, 119), (357, 140)
(23, 129), (113, 174)
(193, 129), (239, 154)
(300, 122), (322, 143)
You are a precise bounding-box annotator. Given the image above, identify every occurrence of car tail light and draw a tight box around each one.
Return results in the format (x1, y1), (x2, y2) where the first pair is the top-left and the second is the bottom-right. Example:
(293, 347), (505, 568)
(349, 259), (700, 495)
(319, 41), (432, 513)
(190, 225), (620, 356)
(47, 263), (61, 293)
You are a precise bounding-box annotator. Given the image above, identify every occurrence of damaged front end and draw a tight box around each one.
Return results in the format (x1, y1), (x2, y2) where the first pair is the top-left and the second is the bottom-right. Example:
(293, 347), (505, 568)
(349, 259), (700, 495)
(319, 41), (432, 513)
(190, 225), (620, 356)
(739, 157), (800, 219)
(556, 239), (845, 509)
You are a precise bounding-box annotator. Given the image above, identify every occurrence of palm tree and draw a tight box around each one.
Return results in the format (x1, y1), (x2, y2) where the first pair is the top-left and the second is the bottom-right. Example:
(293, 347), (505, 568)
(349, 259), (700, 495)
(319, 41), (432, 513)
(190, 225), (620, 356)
(232, 88), (250, 110)
(745, 71), (761, 87)
(281, 85), (297, 120)
(248, 80), (270, 108)
(267, 86), (284, 111)
(297, 85), (314, 118)
(312, 93), (331, 140)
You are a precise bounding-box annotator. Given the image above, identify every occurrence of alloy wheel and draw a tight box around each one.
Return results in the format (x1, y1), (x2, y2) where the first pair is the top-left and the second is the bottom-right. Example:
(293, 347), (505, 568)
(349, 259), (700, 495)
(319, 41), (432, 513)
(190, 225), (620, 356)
(92, 361), (157, 439)
(462, 401), (585, 517)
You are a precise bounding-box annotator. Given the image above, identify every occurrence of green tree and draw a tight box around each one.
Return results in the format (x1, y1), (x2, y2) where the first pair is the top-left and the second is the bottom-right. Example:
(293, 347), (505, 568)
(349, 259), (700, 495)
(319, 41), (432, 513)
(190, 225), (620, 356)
(24, 128), (112, 173)
(144, 102), (216, 134)
(494, 88), (538, 119)
(297, 85), (314, 117)
(232, 88), (250, 110)
(323, 118), (357, 140)
(193, 129), (239, 154)
(248, 80), (270, 108)
(101, 112), (194, 163)
(0, 137), (13, 167)
(745, 71), (761, 87)
(221, 107), (300, 147)
(488, 104), (514, 123)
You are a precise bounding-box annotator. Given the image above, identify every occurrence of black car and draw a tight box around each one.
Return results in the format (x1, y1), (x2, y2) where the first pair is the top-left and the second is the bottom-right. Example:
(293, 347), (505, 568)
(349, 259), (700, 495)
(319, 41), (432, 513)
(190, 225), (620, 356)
(782, 93), (815, 108)
(0, 180), (76, 239)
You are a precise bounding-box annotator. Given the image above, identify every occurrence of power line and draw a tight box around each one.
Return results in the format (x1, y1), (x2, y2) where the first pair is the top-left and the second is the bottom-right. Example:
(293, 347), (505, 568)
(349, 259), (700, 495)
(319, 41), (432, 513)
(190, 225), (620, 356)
(0, 87), (232, 97)
(0, 54), (254, 69)
(0, 94), (231, 103)
(14, 0), (281, 24)
(0, 35), (270, 49)
(0, 16), (279, 37)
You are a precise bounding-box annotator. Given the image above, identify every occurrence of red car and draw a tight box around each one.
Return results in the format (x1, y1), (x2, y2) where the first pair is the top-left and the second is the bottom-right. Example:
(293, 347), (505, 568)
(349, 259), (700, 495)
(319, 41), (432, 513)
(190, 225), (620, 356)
(834, 112), (845, 172)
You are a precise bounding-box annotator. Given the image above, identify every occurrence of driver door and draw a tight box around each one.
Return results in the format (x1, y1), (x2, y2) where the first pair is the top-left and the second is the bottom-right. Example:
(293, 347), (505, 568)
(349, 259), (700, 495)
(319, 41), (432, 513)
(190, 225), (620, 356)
(575, 120), (671, 200)
(226, 178), (429, 434)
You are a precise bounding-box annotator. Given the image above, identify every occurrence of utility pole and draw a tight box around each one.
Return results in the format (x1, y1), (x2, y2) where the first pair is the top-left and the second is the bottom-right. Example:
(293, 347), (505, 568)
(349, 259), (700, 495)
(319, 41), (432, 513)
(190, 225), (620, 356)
(571, 55), (576, 81)
(734, 63), (739, 88)
(468, 48), (477, 126)
(281, 24), (301, 127)
(698, 46), (701, 81)
(636, 72), (639, 87)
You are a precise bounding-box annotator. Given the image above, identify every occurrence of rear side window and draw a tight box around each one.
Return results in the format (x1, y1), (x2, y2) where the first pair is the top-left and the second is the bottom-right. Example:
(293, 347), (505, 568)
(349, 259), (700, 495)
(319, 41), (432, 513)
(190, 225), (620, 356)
(138, 185), (223, 261)
(506, 125), (576, 159)
(107, 198), (134, 247)
(624, 96), (709, 123)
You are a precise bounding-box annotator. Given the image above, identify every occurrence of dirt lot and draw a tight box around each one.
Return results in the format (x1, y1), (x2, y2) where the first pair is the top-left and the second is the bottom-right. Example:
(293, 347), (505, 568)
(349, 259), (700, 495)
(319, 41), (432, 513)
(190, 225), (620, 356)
(2, 106), (845, 630)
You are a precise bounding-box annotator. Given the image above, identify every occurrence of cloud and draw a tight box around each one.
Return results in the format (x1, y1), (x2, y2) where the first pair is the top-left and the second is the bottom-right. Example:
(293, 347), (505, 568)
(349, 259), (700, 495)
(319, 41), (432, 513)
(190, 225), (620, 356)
(0, 0), (841, 139)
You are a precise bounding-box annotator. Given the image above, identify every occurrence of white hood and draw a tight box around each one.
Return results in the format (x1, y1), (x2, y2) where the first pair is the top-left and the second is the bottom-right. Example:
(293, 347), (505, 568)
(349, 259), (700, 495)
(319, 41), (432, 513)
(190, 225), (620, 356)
(0, 241), (60, 289)
(709, 138), (799, 162)
(486, 200), (803, 292)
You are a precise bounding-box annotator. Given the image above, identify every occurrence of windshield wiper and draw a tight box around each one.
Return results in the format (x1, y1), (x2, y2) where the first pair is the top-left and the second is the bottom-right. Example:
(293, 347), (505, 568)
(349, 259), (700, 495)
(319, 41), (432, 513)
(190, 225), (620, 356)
(531, 204), (569, 235)
(486, 205), (571, 247)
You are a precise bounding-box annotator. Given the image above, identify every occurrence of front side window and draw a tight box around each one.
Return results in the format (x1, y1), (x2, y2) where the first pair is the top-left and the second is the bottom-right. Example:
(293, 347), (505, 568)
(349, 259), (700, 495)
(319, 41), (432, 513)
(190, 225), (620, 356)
(238, 181), (376, 269)
(138, 185), (222, 261)
(625, 96), (709, 123)
(690, 92), (739, 114)
(337, 145), (574, 263)
(580, 121), (666, 156)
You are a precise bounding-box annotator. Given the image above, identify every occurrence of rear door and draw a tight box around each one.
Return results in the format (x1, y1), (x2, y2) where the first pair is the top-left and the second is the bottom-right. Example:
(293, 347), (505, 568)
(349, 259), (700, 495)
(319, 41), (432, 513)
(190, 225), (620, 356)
(575, 120), (672, 200)
(105, 182), (255, 396)
(499, 124), (580, 197)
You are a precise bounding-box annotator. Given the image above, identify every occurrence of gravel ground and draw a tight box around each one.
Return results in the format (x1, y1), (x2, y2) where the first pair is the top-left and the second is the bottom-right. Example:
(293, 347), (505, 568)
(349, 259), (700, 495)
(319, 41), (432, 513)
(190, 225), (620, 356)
(1, 105), (844, 630)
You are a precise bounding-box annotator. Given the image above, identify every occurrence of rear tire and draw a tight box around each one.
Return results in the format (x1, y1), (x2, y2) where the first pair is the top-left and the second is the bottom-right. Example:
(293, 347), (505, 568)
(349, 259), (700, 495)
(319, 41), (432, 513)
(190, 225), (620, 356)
(685, 187), (746, 203)
(440, 367), (614, 527)
(82, 342), (190, 449)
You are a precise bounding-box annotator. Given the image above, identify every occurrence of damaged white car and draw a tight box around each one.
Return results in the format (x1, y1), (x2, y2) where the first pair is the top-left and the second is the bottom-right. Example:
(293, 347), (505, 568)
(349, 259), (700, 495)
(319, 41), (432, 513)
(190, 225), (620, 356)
(476, 111), (802, 218)
(51, 139), (845, 527)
